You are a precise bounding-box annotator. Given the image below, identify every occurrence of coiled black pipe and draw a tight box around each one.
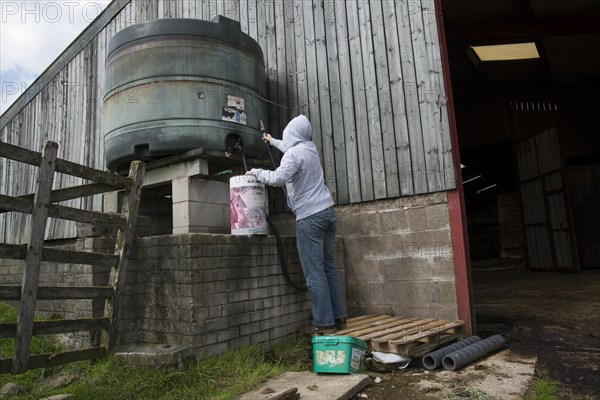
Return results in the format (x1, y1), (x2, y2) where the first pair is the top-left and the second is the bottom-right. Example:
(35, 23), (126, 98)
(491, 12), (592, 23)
(422, 335), (482, 370)
(442, 334), (506, 371)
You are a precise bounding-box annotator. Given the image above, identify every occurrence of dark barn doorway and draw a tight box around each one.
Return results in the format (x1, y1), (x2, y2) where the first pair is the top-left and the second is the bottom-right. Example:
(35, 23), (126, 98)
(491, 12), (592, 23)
(440, 0), (600, 272)
(439, 0), (600, 397)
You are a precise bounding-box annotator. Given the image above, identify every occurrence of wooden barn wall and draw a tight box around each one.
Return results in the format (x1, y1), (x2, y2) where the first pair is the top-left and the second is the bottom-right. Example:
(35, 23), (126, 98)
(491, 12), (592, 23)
(0, 0), (455, 243)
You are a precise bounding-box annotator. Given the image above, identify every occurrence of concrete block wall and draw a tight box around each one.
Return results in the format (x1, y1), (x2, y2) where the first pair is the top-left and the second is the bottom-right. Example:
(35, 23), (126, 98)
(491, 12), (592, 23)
(172, 178), (230, 234)
(119, 233), (344, 356)
(336, 193), (459, 321)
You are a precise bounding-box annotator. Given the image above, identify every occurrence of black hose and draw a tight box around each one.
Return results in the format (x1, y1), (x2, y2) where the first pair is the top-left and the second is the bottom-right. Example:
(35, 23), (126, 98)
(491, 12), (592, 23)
(266, 215), (307, 292)
(261, 127), (306, 292)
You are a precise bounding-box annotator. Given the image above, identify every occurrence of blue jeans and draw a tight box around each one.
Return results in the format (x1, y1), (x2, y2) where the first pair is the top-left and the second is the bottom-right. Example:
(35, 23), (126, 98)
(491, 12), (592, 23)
(296, 207), (346, 327)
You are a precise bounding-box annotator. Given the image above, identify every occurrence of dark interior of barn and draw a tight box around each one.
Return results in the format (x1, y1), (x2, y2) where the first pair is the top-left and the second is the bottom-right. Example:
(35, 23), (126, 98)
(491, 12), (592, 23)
(441, 0), (600, 272)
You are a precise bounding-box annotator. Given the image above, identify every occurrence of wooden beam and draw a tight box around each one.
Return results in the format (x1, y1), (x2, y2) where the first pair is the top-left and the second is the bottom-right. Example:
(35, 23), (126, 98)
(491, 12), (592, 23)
(142, 147), (270, 172)
(0, 285), (114, 301)
(0, 195), (125, 227)
(46, 204), (125, 228)
(109, 161), (145, 351)
(446, 13), (600, 43)
(0, 347), (107, 374)
(1, 183), (119, 211)
(0, 244), (118, 267)
(0, 318), (110, 339)
(54, 158), (132, 190)
(0, 141), (41, 165)
(13, 141), (57, 374)
(0, 141), (132, 190)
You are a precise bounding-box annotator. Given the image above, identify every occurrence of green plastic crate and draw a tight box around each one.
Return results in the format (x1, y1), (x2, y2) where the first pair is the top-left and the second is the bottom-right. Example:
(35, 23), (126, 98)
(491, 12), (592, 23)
(312, 335), (367, 374)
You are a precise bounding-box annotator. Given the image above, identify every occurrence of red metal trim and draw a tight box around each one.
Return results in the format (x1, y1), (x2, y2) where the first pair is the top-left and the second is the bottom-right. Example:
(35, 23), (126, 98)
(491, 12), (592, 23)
(434, 0), (475, 335)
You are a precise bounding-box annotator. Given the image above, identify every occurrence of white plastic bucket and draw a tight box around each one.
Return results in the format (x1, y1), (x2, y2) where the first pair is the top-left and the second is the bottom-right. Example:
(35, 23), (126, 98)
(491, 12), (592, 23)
(229, 175), (268, 235)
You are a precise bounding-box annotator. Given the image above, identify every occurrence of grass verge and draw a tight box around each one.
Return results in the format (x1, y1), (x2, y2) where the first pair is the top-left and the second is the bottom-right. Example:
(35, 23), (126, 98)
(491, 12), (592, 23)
(1, 302), (312, 399)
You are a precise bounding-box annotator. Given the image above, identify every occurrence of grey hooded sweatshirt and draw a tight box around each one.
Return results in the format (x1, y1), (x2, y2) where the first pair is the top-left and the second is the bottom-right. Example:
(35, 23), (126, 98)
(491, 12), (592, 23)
(250, 115), (334, 220)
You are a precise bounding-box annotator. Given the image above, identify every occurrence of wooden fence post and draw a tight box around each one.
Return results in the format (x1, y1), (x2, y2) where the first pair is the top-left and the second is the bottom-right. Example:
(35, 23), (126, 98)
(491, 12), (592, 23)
(108, 160), (145, 351)
(12, 141), (58, 374)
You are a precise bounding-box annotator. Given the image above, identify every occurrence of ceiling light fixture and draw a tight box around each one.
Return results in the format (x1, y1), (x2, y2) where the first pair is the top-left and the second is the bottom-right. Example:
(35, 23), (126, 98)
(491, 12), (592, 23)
(471, 42), (539, 61)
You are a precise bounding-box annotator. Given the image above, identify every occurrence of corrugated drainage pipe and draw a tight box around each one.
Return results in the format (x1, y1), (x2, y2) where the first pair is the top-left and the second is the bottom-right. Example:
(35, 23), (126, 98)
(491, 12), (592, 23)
(442, 334), (506, 371)
(422, 335), (482, 370)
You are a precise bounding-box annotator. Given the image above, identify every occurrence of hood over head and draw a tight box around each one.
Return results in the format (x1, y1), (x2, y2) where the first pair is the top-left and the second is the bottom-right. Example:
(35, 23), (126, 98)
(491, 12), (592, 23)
(281, 115), (312, 150)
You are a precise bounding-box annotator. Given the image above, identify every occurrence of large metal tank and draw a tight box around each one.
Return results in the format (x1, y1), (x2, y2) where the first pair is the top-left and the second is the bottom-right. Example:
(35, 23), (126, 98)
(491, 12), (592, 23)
(103, 16), (268, 171)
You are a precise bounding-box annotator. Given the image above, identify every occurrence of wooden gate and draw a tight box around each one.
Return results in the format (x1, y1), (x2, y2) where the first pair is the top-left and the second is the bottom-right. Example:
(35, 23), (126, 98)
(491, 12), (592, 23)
(0, 140), (144, 374)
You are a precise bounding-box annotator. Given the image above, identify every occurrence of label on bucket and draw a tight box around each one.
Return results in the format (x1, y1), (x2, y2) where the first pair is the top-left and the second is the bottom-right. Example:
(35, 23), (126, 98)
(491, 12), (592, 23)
(230, 175), (267, 235)
(315, 350), (346, 367)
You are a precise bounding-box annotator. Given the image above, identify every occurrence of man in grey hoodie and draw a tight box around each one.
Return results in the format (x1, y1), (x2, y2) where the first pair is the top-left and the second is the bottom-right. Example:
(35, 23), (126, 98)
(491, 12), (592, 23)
(247, 115), (346, 334)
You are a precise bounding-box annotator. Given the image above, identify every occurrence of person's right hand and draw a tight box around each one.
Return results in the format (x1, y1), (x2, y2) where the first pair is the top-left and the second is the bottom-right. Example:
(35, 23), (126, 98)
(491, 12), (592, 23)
(262, 133), (273, 143)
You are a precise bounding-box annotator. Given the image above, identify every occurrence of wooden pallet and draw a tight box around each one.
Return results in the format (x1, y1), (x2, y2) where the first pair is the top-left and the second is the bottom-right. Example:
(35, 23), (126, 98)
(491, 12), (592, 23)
(335, 315), (465, 357)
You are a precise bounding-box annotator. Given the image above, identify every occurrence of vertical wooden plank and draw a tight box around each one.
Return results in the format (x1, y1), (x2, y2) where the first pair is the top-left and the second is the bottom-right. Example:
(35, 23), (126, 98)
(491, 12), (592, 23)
(322, 0), (349, 204)
(216, 0), (225, 17)
(333, 0), (360, 203)
(165, 0), (176, 17)
(274, 0), (290, 129)
(428, 0), (455, 190)
(146, 0), (158, 20)
(345, 1), (373, 201)
(14, 99), (27, 237)
(246, 0), (258, 42)
(422, 0), (454, 190)
(358, 0), (386, 199)
(0, 125), (4, 241)
(226, 0), (240, 21)
(358, 2), (386, 199)
(157, 0), (165, 18)
(408, 1), (442, 193)
(382, 0), (414, 196)
(284, 1), (298, 119)
(85, 41), (99, 211)
(193, 0), (203, 19)
(239, 0), (249, 32)
(313, 1), (337, 197)
(370, 0), (399, 198)
(255, 0), (267, 64)
(12, 141), (58, 373)
(108, 161), (145, 351)
(264, 1), (280, 138)
(135, 0), (147, 23)
(301, 0), (320, 154)
(183, 0), (193, 18)
(396, 0), (427, 194)
(0, 126), (5, 241)
(294, 0), (311, 122)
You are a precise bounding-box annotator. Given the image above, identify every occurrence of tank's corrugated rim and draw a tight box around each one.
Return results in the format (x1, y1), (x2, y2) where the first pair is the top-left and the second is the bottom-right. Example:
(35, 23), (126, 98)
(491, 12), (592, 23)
(106, 16), (264, 63)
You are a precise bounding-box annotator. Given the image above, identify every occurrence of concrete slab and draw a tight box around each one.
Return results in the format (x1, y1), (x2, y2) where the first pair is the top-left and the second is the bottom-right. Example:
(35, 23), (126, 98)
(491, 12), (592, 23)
(412, 349), (537, 400)
(237, 371), (370, 400)
(114, 344), (194, 370)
